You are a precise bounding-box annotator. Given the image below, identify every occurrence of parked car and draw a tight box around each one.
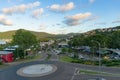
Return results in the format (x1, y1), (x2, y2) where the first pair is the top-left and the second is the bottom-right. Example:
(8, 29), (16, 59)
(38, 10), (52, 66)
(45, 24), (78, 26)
(78, 54), (84, 59)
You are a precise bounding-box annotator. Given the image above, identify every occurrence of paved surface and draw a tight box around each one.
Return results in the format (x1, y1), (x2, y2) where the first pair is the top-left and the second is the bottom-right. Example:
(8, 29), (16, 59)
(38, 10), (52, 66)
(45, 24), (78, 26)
(0, 52), (120, 80)
(49, 52), (59, 61)
(17, 64), (57, 77)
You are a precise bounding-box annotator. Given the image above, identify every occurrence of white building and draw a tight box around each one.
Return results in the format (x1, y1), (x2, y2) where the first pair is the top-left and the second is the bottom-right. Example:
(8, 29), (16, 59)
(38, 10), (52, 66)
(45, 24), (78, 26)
(0, 40), (7, 45)
(40, 40), (54, 47)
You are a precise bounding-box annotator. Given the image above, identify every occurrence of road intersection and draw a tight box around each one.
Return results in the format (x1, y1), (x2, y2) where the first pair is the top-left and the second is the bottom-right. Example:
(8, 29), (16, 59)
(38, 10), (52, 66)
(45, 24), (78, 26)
(0, 52), (120, 80)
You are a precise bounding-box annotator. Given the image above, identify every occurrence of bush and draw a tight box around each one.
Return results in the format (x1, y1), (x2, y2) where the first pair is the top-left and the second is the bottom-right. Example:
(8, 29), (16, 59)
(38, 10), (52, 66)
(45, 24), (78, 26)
(13, 48), (25, 59)
(84, 61), (95, 65)
(71, 59), (84, 63)
(101, 60), (120, 66)
(0, 62), (2, 65)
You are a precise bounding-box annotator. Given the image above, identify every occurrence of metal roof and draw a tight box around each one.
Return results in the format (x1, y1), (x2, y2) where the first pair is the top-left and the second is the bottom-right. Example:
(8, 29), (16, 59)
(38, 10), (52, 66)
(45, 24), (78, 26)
(107, 49), (120, 55)
(0, 51), (12, 55)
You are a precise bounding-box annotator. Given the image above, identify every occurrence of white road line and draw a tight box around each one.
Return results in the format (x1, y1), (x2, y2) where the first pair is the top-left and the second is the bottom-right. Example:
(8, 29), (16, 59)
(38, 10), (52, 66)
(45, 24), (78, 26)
(71, 68), (78, 80)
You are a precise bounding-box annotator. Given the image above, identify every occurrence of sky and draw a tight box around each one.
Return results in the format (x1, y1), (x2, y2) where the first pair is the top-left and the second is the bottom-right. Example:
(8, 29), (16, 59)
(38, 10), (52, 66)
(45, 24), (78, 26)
(0, 0), (120, 34)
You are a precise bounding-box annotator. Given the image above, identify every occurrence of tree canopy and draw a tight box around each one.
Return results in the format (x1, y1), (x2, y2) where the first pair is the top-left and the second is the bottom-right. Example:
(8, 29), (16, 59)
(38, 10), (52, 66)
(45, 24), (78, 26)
(12, 29), (38, 49)
(68, 30), (120, 49)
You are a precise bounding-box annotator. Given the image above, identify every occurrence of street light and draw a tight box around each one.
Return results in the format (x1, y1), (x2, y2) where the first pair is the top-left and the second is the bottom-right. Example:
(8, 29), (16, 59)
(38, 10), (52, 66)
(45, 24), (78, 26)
(91, 40), (101, 72)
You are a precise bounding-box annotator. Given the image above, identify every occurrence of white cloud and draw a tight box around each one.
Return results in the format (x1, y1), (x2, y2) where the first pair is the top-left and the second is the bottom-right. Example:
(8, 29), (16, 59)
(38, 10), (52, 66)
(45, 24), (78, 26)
(65, 12), (91, 20)
(112, 20), (120, 23)
(2, 1), (40, 15)
(63, 12), (92, 26)
(49, 2), (74, 12)
(0, 15), (13, 26)
(32, 8), (44, 18)
(39, 24), (46, 30)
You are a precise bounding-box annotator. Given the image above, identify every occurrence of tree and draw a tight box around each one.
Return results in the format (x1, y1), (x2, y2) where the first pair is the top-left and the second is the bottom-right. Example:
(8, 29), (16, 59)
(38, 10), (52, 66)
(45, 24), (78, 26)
(110, 30), (120, 48)
(83, 34), (110, 48)
(61, 48), (67, 54)
(68, 35), (85, 47)
(12, 29), (38, 58)
(12, 29), (38, 49)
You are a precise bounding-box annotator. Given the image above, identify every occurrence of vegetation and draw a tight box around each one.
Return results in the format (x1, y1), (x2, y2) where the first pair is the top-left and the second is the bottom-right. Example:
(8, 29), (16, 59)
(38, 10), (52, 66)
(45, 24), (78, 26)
(60, 55), (120, 67)
(0, 29), (55, 39)
(12, 29), (38, 48)
(12, 29), (38, 59)
(0, 30), (15, 39)
(60, 55), (76, 62)
(15, 54), (41, 62)
(79, 69), (120, 76)
(13, 48), (24, 59)
(0, 62), (2, 65)
(69, 30), (120, 49)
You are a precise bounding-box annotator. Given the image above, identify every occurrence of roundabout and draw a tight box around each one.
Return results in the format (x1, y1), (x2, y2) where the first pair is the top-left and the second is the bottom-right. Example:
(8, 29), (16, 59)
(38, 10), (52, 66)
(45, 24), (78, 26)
(0, 52), (120, 80)
(17, 64), (57, 77)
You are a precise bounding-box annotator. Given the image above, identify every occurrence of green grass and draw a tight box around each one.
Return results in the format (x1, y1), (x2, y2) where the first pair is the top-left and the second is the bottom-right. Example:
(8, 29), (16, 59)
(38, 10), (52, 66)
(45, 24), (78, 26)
(59, 55), (120, 67)
(15, 54), (41, 63)
(0, 64), (9, 69)
(59, 55), (75, 62)
(79, 69), (120, 77)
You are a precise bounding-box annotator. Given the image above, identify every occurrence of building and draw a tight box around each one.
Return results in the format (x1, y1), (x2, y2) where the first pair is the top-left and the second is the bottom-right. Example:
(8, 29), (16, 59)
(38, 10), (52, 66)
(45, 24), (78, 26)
(0, 40), (7, 45)
(0, 51), (14, 62)
(40, 40), (54, 47)
(58, 41), (68, 48)
(3, 45), (19, 52)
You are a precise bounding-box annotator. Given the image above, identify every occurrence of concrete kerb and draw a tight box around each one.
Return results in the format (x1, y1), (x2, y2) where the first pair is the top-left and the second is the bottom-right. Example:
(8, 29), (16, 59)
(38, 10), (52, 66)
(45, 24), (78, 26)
(16, 64), (57, 77)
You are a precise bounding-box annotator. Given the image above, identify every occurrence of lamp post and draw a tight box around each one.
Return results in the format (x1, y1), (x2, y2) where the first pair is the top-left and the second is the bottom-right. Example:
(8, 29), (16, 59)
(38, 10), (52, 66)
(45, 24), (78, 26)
(91, 40), (101, 72)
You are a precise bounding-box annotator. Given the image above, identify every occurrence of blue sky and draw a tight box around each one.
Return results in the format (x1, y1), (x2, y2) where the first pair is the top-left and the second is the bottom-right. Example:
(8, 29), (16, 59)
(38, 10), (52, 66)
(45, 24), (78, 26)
(0, 0), (120, 34)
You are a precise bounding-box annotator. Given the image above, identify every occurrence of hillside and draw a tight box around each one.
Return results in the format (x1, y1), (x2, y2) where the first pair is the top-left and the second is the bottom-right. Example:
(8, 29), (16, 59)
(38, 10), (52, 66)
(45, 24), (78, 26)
(0, 26), (120, 39)
(0, 30), (16, 39)
(0, 29), (55, 39)
(83, 26), (120, 36)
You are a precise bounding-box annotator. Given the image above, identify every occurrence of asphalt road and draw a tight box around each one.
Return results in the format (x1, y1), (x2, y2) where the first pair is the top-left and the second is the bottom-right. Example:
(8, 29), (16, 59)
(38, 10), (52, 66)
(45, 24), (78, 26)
(0, 52), (120, 80)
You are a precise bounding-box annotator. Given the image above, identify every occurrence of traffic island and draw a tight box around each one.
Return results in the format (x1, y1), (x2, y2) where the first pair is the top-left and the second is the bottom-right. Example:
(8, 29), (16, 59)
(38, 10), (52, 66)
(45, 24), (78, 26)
(17, 64), (57, 77)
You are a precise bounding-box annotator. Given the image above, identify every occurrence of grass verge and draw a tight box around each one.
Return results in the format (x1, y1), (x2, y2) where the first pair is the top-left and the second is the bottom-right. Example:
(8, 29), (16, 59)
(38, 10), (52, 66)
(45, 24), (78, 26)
(79, 69), (120, 77)
(15, 54), (41, 63)
(59, 55), (75, 62)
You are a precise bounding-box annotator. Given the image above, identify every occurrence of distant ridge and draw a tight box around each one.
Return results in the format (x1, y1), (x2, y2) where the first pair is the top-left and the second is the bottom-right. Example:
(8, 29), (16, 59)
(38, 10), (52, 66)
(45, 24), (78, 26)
(82, 26), (120, 36)
(0, 26), (120, 39)
(0, 29), (54, 39)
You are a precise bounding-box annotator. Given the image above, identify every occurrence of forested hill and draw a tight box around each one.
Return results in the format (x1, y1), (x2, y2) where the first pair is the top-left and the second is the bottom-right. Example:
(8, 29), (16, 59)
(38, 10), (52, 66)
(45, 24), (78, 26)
(0, 29), (54, 39)
(0, 26), (120, 39)
(83, 26), (120, 36)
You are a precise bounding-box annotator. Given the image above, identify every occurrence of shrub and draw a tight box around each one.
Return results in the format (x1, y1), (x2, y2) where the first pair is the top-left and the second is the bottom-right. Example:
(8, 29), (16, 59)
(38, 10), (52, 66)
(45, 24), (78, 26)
(0, 62), (2, 65)
(71, 59), (84, 63)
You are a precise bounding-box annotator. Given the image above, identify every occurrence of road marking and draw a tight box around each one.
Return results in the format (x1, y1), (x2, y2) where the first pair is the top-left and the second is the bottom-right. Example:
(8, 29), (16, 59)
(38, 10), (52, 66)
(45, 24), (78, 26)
(71, 68), (78, 80)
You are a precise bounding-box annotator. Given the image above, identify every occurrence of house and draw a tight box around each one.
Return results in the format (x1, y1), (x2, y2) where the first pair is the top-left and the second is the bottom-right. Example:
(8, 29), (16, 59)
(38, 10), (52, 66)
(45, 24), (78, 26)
(0, 51), (14, 62)
(107, 49), (120, 59)
(40, 40), (54, 47)
(0, 40), (7, 45)
(58, 41), (68, 48)
(3, 45), (19, 52)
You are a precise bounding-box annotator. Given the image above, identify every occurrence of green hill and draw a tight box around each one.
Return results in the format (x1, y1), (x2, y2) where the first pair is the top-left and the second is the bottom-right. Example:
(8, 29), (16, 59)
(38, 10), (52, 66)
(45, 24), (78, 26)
(0, 29), (55, 39)
(0, 30), (16, 39)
